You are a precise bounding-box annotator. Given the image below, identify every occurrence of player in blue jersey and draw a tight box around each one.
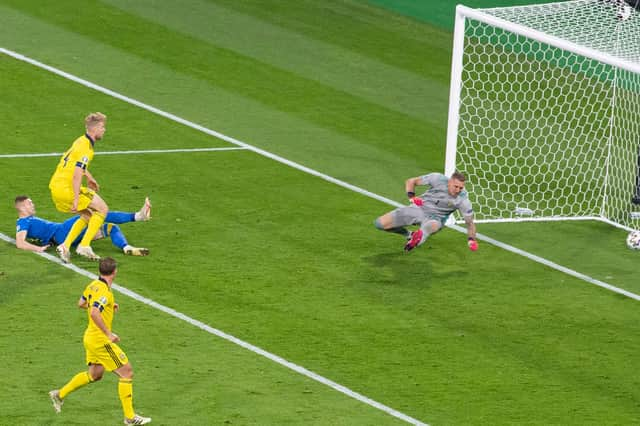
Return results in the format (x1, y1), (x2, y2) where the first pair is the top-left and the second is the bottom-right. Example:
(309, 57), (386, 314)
(374, 171), (478, 252)
(14, 196), (151, 256)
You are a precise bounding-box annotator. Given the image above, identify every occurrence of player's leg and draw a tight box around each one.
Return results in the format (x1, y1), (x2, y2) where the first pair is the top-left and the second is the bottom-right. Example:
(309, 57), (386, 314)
(405, 219), (442, 252)
(49, 187), (85, 262)
(54, 216), (82, 246)
(49, 364), (103, 413)
(56, 213), (89, 263)
(115, 362), (152, 425)
(49, 343), (109, 412)
(134, 197), (152, 222)
(102, 196), (151, 225)
(102, 223), (150, 256)
(374, 207), (414, 239)
(106, 212), (136, 224)
(77, 192), (109, 259)
(49, 375), (93, 414)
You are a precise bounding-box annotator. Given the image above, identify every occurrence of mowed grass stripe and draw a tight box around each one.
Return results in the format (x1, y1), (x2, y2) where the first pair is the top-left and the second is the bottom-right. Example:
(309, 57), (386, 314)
(0, 231), (428, 426)
(0, 2), (439, 198)
(0, 47), (401, 209)
(2, 3), (640, 423)
(0, 248), (410, 425)
(101, 0), (446, 122)
(2, 46), (637, 305)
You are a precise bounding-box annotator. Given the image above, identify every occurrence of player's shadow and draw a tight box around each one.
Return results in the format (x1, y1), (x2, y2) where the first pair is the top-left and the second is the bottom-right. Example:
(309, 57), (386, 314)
(361, 248), (435, 290)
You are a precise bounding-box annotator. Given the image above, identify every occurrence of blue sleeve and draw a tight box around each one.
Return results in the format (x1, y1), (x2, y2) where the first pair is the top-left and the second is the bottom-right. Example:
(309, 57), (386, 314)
(16, 217), (30, 233)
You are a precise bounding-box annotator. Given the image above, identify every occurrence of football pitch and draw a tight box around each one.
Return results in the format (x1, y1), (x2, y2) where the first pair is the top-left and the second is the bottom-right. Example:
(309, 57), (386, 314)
(1, 1), (640, 425)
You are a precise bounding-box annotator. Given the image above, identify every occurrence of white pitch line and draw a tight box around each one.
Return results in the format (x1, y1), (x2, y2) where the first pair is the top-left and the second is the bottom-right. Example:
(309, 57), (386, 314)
(0, 147), (246, 158)
(2, 47), (634, 303)
(1, 44), (638, 423)
(0, 231), (427, 426)
(448, 224), (640, 301)
(0, 47), (398, 208)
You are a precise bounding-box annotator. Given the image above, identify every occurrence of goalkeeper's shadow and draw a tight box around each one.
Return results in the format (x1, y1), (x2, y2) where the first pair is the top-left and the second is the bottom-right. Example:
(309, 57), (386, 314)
(361, 249), (437, 288)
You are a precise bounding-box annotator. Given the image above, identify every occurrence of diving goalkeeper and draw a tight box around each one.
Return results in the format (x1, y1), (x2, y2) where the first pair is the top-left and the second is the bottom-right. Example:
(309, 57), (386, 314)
(374, 171), (478, 252)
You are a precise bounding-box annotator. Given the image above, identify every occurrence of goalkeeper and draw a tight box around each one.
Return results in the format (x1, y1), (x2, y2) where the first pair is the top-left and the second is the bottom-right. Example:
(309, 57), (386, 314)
(374, 171), (478, 252)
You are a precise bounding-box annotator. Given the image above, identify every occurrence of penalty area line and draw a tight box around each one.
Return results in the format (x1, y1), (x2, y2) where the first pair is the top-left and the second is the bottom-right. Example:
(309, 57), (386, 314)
(0, 147), (247, 158)
(0, 232), (428, 426)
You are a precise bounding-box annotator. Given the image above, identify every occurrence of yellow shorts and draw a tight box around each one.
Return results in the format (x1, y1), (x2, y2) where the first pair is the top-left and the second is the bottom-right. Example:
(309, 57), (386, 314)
(84, 338), (129, 372)
(50, 185), (95, 213)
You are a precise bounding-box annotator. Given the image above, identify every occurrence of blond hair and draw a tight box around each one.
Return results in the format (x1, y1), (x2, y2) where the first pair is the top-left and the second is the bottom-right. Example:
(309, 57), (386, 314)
(85, 112), (106, 130)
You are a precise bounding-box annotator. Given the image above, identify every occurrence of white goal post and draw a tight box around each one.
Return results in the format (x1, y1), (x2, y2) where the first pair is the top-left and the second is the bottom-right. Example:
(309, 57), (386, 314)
(446, 0), (640, 231)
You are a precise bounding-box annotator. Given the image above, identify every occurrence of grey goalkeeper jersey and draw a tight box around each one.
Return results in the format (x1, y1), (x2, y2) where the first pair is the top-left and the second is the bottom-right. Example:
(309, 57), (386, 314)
(417, 173), (474, 219)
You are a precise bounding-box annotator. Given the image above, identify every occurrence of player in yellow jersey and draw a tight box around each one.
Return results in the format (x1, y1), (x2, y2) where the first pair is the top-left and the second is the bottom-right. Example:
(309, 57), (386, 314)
(49, 112), (110, 262)
(49, 258), (151, 425)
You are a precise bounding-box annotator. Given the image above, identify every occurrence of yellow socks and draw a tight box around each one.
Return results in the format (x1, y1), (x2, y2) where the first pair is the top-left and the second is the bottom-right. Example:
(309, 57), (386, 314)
(118, 378), (135, 419)
(59, 372), (92, 399)
(79, 211), (106, 247)
(62, 217), (88, 248)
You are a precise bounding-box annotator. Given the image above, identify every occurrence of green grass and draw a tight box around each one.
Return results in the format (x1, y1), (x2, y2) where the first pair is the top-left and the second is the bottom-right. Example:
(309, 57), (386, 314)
(1, 1), (640, 425)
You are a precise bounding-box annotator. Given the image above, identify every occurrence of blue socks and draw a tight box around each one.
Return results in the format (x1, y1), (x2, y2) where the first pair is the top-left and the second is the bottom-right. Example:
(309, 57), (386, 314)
(105, 212), (135, 224)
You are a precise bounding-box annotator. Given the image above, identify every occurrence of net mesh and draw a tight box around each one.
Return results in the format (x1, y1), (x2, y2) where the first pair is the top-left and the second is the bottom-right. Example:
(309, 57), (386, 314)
(454, 0), (640, 228)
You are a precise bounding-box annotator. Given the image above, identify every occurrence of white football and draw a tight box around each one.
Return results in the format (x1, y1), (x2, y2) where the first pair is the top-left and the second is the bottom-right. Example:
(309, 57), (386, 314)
(626, 230), (640, 250)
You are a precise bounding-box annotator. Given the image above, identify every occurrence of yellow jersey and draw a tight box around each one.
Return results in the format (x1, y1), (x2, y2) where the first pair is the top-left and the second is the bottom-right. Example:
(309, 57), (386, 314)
(81, 278), (116, 344)
(49, 134), (95, 190)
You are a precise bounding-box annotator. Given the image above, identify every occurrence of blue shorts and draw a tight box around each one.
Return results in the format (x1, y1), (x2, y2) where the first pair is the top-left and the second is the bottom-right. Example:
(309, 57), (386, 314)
(53, 216), (110, 246)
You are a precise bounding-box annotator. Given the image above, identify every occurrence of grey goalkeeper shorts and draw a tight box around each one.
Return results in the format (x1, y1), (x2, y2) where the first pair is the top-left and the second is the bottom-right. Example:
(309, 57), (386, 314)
(391, 205), (447, 228)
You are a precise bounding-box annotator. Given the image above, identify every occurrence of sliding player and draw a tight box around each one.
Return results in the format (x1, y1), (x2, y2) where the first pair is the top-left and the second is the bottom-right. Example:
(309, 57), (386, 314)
(15, 196), (151, 256)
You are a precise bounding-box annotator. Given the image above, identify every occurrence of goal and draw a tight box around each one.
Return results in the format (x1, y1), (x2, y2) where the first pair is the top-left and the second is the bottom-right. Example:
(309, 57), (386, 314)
(446, 0), (640, 230)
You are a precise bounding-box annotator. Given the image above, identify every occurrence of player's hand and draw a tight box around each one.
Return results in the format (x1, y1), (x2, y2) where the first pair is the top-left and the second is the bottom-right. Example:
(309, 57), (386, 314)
(71, 198), (79, 212)
(410, 197), (424, 207)
(468, 237), (478, 251)
(87, 179), (99, 192)
(39, 244), (51, 252)
(109, 332), (120, 343)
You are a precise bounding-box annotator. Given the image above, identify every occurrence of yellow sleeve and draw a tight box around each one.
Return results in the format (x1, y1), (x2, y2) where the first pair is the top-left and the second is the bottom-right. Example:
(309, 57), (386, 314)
(68, 139), (94, 171)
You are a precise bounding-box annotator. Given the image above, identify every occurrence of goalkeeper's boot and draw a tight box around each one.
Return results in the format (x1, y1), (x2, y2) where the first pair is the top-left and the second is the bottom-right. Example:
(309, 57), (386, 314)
(49, 390), (63, 413)
(135, 197), (152, 222)
(76, 245), (101, 261)
(124, 414), (152, 425)
(404, 229), (423, 252)
(124, 245), (150, 256)
(56, 244), (71, 264)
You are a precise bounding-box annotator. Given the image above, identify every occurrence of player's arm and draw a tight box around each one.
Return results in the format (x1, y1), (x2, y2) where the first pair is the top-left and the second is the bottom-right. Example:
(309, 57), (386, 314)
(71, 166), (84, 212)
(464, 215), (478, 251)
(15, 230), (50, 252)
(78, 295), (88, 309)
(465, 215), (477, 239)
(405, 177), (424, 206)
(84, 169), (99, 192)
(90, 306), (119, 342)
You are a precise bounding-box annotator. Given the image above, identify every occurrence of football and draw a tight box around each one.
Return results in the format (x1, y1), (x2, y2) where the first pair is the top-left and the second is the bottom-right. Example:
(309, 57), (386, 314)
(626, 230), (640, 250)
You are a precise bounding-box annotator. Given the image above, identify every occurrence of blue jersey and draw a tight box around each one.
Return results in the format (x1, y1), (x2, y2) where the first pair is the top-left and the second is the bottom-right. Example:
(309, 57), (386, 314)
(16, 212), (134, 248)
(16, 215), (78, 246)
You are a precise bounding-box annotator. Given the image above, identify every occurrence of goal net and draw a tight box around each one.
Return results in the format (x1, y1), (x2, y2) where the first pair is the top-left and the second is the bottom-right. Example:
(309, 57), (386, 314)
(446, 0), (640, 230)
